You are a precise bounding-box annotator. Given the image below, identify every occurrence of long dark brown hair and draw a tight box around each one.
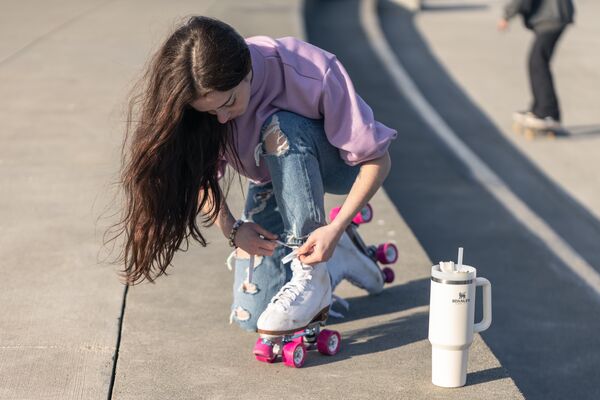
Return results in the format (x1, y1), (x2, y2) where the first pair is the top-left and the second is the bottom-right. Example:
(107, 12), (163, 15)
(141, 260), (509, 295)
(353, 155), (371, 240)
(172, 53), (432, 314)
(109, 16), (250, 284)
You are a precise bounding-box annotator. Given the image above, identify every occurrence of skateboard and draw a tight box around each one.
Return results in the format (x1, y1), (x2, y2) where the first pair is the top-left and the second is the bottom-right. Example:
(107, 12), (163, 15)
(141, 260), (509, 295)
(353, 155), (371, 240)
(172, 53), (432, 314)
(329, 203), (397, 284)
(512, 120), (570, 140)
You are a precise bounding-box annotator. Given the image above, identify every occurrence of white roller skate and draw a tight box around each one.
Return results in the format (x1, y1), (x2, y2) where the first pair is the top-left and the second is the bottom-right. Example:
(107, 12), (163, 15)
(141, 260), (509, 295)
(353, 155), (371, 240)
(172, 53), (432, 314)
(326, 204), (397, 318)
(253, 259), (341, 368)
(329, 204), (396, 292)
(328, 230), (387, 294)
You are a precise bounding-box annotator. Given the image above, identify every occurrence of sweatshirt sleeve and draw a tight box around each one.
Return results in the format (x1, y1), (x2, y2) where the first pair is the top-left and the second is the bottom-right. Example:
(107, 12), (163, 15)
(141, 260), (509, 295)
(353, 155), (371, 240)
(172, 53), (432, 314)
(320, 56), (397, 166)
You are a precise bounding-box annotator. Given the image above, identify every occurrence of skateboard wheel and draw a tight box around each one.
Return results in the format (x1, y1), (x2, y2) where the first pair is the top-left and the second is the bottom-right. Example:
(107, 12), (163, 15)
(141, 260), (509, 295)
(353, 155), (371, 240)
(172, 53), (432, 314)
(376, 243), (398, 264)
(524, 129), (535, 141)
(382, 267), (395, 283)
(353, 203), (373, 224)
(282, 342), (306, 368)
(317, 329), (341, 356)
(253, 338), (276, 363)
(512, 121), (522, 135)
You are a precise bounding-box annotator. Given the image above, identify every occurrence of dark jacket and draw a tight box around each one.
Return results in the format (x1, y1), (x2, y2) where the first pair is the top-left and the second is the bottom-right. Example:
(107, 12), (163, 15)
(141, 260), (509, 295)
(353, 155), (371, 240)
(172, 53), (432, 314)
(504, 0), (575, 31)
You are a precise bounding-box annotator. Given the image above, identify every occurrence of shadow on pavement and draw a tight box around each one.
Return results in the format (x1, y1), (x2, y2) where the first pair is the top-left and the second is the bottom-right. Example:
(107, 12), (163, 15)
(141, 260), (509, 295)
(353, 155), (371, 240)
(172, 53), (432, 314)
(467, 366), (511, 386)
(306, 311), (429, 368)
(331, 278), (430, 323)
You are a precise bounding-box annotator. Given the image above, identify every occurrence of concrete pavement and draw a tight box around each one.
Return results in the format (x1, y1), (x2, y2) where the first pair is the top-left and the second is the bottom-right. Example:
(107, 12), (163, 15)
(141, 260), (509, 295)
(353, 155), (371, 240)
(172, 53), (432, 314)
(0, 0), (544, 398)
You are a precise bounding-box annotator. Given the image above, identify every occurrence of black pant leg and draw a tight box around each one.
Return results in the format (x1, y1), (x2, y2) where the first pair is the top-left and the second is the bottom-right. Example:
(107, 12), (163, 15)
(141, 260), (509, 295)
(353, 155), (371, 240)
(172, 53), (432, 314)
(528, 28), (564, 121)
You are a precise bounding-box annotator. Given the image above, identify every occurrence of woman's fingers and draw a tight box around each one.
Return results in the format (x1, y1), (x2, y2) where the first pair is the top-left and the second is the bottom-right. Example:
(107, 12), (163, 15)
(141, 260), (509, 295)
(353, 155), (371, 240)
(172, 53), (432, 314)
(299, 251), (322, 265)
(260, 237), (277, 251)
(297, 237), (315, 256)
(298, 238), (322, 265)
(259, 246), (275, 255)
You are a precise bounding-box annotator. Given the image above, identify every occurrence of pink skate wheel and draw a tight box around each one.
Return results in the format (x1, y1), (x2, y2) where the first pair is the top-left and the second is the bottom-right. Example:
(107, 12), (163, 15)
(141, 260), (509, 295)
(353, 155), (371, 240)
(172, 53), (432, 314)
(329, 206), (341, 222)
(382, 267), (395, 283)
(330, 204), (373, 224)
(353, 203), (373, 224)
(282, 342), (306, 368)
(253, 338), (276, 363)
(293, 330), (305, 343)
(317, 329), (341, 356)
(376, 243), (398, 264)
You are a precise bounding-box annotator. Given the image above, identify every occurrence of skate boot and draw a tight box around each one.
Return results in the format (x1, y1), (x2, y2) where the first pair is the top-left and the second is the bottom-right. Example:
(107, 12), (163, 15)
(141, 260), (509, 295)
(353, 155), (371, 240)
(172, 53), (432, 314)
(256, 259), (332, 338)
(254, 259), (339, 368)
(328, 231), (385, 295)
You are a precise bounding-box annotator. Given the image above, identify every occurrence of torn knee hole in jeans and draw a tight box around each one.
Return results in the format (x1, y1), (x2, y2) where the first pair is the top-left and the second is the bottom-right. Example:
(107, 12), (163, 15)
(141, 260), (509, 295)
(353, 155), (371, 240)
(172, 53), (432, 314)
(240, 277), (259, 294)
(263, 115), (289, 156)
(229, 306), (251, 323)
(234, 248), (263, 266)
(235, 247), (251, 259)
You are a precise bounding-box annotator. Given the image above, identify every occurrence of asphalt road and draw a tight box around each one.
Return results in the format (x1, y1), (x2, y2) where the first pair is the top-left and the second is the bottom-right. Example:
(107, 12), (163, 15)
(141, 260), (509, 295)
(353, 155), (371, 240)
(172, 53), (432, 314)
(304, 0), (600, 399)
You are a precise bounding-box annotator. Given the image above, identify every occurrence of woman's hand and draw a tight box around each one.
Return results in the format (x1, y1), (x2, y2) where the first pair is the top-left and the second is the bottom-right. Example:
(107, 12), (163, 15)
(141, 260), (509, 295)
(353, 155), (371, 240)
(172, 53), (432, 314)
(497, 18), (509, 31)
(295, 152), (391, 265)
(296, 224), (344, 265)
(234, 222), (278, 256)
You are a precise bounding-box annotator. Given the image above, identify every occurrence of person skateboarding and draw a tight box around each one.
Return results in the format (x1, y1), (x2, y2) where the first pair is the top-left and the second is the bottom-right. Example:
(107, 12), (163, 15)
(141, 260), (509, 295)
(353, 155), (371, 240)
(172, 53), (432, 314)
(498, 0), (575, 137)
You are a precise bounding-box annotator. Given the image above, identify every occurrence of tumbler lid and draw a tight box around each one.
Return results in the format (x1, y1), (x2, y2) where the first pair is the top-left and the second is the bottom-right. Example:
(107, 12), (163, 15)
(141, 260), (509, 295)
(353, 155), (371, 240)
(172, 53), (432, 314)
(431, 264), (476, 284)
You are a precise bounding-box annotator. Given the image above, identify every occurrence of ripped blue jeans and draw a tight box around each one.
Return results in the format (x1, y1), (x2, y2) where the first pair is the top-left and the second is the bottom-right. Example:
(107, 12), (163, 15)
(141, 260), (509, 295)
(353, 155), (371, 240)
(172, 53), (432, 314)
(230, 111), (360, 331)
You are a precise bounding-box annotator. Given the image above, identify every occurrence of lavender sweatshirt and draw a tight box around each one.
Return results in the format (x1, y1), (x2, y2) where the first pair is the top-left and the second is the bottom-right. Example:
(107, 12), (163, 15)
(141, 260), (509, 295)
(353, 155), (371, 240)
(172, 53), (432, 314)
(223, 36), (397, 183)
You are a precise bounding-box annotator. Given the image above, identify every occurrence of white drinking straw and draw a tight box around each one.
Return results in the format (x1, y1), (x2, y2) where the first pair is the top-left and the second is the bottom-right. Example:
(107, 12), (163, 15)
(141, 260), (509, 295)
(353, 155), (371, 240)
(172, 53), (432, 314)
(457, 247), (464, 271)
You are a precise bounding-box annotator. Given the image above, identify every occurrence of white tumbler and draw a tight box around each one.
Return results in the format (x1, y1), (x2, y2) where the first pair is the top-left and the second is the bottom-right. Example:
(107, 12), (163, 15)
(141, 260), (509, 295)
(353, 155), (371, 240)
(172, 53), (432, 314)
(428, 263), (492, 387)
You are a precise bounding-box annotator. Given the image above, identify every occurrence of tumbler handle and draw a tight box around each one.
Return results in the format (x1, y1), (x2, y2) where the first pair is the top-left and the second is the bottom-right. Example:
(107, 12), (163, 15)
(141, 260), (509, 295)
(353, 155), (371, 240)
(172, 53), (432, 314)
(473, 277), (492, 333)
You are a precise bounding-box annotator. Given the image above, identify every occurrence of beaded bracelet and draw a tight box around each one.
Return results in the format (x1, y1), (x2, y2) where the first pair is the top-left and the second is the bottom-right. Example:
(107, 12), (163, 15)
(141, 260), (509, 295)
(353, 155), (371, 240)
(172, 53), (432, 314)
(228, 219), (245, 248)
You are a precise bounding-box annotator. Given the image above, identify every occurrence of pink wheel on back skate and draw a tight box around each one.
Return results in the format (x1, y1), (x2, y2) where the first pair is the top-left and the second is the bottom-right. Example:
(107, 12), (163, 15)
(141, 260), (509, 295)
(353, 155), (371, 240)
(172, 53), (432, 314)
(375, 243), (398, 264)
(329, 207), (340, 222)
(253, 338), (276, 363)
(316, 329), (341, 356)
(282, 342), (306, 368)
(329, 203), (373, 225)
(354, 203), (373, 224)
(382, 267), (395, 283)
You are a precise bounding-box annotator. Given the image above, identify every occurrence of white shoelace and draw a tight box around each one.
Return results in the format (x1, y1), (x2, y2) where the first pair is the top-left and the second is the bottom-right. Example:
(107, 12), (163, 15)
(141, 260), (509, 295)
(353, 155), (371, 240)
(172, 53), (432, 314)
(270, 260), (313, 311)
